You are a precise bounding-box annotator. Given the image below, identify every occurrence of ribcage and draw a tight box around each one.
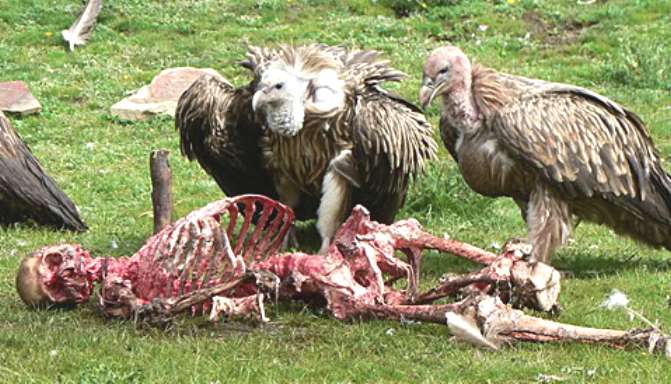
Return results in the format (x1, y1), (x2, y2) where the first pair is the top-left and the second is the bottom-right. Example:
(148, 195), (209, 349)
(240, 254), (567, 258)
(129, 195), (294, 312)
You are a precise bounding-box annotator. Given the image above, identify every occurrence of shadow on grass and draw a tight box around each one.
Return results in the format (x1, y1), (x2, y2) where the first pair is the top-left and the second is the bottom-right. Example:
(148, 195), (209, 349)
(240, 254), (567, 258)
(553, 251), (671, 278)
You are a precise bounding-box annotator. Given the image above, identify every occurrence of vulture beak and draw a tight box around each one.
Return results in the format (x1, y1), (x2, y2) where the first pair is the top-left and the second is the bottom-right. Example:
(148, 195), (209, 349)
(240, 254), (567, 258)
(419, 76), (437, 109)
(251, 89), (265, 112)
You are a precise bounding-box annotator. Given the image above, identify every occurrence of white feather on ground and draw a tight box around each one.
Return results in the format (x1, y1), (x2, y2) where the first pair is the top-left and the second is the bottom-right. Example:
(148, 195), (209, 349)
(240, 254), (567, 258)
(600, 289), (629, 311)
(445, 311), (499, 350)
(61, 0), (103, 51)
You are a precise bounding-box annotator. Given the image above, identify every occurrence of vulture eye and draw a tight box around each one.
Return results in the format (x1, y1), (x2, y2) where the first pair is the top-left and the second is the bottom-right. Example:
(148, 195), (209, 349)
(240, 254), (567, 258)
(274, 83), (284, 90)
(438, 67), (449, 75)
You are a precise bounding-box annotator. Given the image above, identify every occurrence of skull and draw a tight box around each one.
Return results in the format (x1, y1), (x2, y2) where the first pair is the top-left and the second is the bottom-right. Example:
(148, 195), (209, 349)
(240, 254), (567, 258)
(16, 244), (95, 307)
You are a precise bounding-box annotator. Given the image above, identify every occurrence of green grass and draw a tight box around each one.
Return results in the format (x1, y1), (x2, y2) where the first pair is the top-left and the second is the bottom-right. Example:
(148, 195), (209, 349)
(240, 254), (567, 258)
(1, 0), (671, 382)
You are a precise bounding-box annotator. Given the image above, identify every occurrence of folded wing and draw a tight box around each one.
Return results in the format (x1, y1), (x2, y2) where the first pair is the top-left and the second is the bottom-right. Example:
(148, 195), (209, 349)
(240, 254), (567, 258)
(0, 112), (86, 231)
(176, 74), (278, 200)
(491, 85), (671, 224)
(352, 89), (437, 223)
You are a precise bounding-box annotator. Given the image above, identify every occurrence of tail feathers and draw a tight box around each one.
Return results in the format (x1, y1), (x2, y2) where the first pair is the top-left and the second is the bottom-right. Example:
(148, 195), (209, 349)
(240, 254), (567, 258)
(613, 211), (671, 251)
(651, 168), (671, 220)
(594, 192), (671, 251)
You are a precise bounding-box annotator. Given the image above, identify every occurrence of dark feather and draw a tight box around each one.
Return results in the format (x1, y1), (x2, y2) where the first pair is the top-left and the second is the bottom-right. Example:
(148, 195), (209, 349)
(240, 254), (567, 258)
(0, 112), (86, 231)
(352, 88), (437, 222)
(176, 73), (278, 200)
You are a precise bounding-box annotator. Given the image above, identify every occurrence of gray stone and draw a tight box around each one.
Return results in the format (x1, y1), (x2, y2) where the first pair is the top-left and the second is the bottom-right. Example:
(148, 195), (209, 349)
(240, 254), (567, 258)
(0, 81), (42, 115)
(111, 67), (221, 121)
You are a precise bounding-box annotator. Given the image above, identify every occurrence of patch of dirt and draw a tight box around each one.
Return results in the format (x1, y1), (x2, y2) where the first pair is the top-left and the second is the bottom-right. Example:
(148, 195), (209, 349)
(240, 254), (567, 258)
(522, 11), (598, 45)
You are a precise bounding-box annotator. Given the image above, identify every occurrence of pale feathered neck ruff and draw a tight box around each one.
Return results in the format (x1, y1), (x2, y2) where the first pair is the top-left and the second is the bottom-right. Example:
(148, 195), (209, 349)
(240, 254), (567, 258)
(471, 63), (513, 117)
(242, 44), (406, 95)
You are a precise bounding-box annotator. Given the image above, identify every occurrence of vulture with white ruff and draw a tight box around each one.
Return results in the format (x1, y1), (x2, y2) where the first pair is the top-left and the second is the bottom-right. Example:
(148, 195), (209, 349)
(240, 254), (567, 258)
(177, 44), (437, 252)
(0, 111), (87, 231)
(419, 45), (671, 262)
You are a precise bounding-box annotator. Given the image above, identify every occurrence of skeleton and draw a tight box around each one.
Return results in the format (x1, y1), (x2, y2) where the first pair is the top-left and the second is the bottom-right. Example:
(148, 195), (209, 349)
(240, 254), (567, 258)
(16, 194), (670, 358)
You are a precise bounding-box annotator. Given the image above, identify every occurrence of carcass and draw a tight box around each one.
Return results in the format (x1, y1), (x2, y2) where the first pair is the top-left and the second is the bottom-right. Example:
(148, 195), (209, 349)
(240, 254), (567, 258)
(16, 195), (670, 358)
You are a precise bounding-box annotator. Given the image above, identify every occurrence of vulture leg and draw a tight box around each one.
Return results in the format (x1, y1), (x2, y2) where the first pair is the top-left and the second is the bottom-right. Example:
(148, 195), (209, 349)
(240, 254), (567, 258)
(274, 175), (302, 251)
(514, 198), (528, 222)
(317, 153), (353, 253)
(275, 174), (301, 210)
(526, 186), (572, 263)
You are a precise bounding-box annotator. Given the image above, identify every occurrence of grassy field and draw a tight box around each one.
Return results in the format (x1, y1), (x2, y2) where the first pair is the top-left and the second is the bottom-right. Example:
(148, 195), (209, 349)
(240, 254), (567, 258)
(1, 0), (671, 382)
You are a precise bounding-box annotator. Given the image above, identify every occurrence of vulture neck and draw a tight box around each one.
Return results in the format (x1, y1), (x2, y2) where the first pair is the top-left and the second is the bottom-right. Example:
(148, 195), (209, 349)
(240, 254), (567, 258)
(441, 78), (480, 132)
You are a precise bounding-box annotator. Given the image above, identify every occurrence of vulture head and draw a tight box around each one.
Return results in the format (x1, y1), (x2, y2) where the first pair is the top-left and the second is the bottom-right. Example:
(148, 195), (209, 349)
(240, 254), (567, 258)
(419, 45), (472, 109)
(249, 46), (347, 136)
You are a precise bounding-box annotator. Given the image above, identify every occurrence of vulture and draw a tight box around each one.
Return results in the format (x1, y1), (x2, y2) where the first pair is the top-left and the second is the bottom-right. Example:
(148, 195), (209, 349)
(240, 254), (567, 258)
(419, 45), (671, 262)
(177, 44), (437, 252)
(0, 111), (87, 231)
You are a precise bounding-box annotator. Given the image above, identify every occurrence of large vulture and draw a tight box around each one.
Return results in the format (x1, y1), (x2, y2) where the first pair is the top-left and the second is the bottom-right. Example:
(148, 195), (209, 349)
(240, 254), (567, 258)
(177, 44), (437, 252)
(0, 111), (86, 231)
(419, 45), (671, 262)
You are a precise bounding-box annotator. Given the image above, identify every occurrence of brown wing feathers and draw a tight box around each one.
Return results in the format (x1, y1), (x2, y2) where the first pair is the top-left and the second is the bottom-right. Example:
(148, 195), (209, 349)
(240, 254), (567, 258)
(353, 90), (436, 194)
(176, 74), (278, 200)
(0, 112), (86, 231)
(485, 79), (671, 226)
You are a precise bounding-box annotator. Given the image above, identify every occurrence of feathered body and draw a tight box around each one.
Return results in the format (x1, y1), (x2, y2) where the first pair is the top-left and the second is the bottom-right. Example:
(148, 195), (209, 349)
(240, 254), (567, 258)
(420, 46), (671, 262)
(0, 111), (87, 231)
(178, 44), (437, 251)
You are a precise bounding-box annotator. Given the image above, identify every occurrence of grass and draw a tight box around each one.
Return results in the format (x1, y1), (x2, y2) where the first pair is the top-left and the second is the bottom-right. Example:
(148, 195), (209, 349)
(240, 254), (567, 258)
(1, 0), (671, 382)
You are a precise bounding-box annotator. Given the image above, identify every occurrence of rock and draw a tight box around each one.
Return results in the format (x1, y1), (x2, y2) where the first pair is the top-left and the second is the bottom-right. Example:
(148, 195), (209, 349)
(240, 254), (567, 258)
(111, 67), (221, 121)
(0, 81), (42, 115)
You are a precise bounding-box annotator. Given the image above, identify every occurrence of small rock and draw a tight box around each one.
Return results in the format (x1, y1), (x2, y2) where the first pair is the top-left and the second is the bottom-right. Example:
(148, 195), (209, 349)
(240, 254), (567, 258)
(111, 67), (222, 121)
(0, 81), (42, 115)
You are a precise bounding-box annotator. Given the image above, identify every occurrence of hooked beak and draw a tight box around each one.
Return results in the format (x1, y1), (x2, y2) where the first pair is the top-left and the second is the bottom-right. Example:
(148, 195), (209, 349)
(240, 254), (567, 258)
(251, 88), (265, 112)
(418, 77), (438, 109)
